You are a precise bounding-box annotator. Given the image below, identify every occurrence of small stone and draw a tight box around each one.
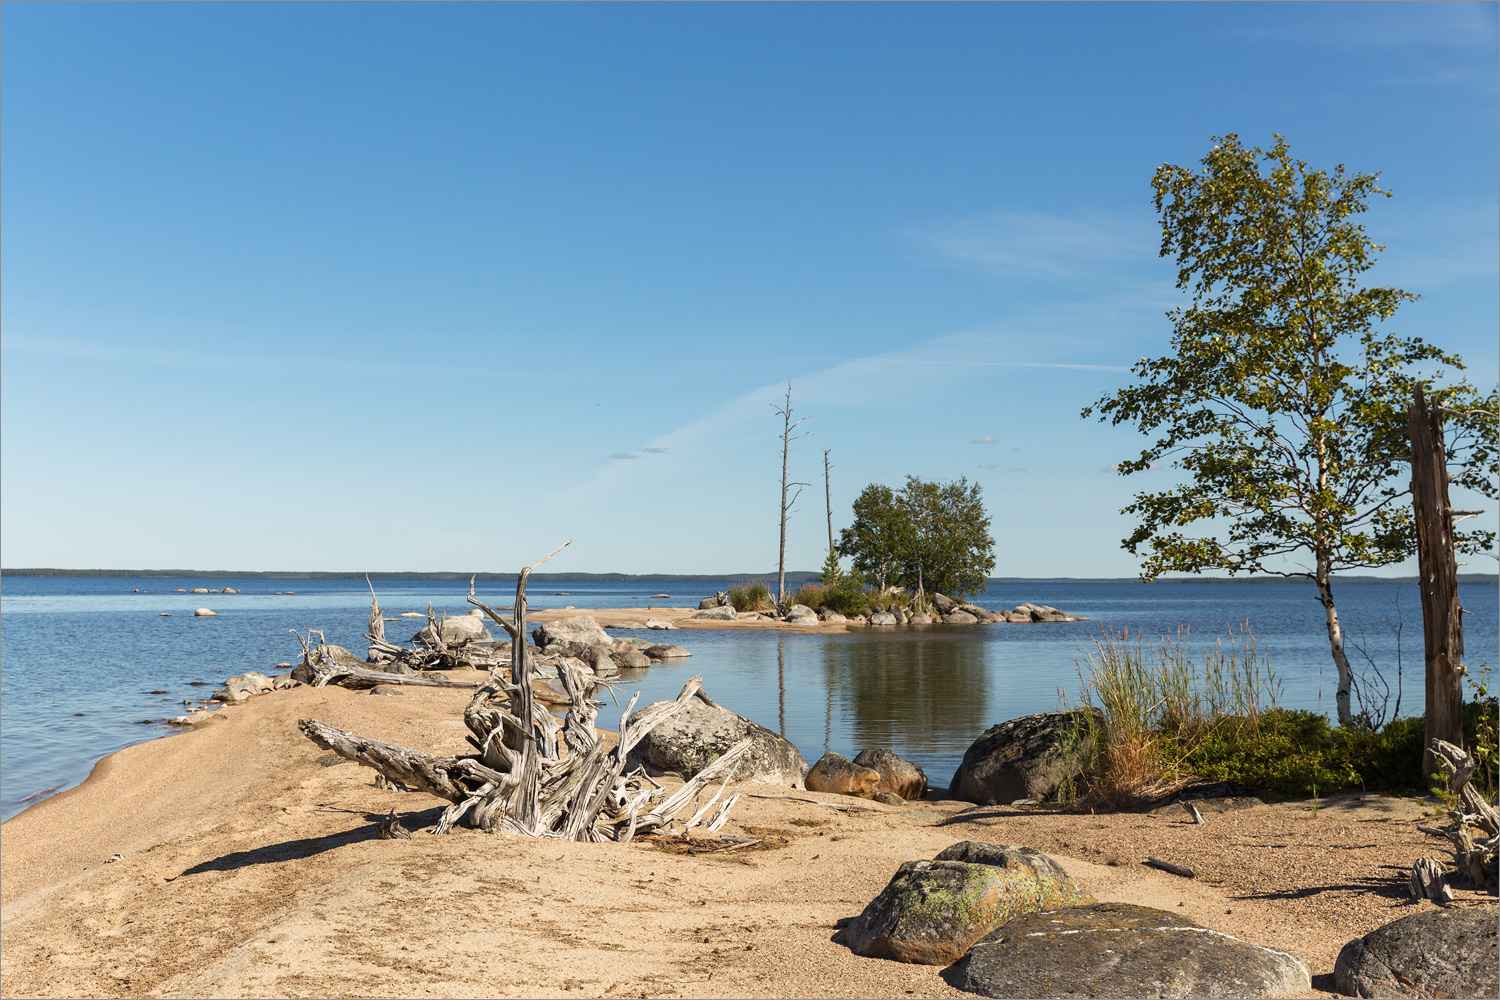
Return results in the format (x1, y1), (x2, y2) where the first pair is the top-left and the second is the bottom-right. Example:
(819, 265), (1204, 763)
(193, 608), (217, 617)
(805, 752), (881, 798)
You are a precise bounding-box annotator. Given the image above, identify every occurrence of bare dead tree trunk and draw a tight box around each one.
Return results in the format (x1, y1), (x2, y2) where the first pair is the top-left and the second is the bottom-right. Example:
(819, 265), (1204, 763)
(824, 449), (834, 555)
(1411, 385), (1466, 783)
(772, 382), (810, 605)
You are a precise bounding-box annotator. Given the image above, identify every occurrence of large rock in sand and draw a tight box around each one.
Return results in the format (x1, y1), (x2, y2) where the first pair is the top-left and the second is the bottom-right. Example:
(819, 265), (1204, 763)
(1334, 906), (1498, 1000)
(212, 671), (274, 703)
(837, 847), (1089, 965)
(805, 752), (880, 798)
(950, 709), (1101, 804)
(952, 902), (1310, 998)
(853, 748), (928, 800)
(626, 700), (808, 786)
(691, 605), (739, 621)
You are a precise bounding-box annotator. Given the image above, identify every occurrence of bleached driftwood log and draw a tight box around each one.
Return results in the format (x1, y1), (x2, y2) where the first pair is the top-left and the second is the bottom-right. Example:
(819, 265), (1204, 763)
(299, 544), (750, 841)
(1422, 739), (1498, 893)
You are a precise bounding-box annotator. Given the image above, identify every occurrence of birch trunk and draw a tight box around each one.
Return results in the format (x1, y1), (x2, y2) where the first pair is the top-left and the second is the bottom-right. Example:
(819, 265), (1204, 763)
(1315, 561), (1354, 727)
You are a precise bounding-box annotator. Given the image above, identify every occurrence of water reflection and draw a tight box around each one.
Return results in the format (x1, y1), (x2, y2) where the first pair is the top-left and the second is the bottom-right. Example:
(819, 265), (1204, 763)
(819, 629), (995, 776)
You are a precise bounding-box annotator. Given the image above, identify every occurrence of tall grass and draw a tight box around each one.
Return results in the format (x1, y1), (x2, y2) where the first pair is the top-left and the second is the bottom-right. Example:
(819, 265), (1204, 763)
(1068, 623), (1280, 807)
(790, 582), (869, 616)
(728, 580), (774, 613)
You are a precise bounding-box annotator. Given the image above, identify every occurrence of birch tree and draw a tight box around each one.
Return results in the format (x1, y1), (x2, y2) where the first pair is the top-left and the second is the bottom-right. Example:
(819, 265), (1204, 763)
(1085, 133), (1495, 727)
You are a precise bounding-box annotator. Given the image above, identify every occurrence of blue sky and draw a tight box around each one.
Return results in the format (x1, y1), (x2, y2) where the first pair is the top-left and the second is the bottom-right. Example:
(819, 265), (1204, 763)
(2, 2), (1496, 577)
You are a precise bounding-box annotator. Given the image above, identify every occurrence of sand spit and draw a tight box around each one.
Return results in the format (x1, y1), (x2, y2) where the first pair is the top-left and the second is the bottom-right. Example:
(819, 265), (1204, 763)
(1, 674), (1488, 999)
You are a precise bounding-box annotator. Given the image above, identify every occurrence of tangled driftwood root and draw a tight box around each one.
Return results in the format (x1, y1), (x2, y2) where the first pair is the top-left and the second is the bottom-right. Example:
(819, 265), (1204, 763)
(299, 545), (750, 841)
(1412, 739), (1499, 901)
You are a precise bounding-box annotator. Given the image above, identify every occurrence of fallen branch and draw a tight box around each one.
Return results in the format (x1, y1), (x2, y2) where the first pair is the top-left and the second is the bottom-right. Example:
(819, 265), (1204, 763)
(1145, 857), (1196, 878)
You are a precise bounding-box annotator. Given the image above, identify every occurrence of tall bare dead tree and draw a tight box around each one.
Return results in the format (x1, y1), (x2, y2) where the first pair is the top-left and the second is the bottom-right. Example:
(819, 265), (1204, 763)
(773, 381), (811, 604)
(824, 449), (835, 554)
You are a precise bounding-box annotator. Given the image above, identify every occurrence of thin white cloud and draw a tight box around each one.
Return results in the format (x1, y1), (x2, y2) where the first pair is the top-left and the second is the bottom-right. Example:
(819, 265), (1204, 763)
(912, 210), (1158, 281)
(971, 435), (996, 444)
(1234, 2), (1497, 51)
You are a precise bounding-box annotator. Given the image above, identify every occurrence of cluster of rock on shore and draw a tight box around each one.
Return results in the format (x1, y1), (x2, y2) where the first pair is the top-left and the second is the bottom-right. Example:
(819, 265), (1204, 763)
(691, 591), (1083, 625)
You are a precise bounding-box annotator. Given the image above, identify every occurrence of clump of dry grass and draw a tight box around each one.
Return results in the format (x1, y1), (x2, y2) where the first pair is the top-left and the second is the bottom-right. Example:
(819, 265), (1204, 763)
(1066, 623), (1280, 809)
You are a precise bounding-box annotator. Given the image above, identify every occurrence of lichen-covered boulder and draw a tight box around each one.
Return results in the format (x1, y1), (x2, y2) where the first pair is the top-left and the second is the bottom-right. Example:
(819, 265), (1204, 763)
(934, 842), (1071, 880)
(837, 851), (1090, 965)
(950, 709), (1101, 804)
(942, 611), (979, 625)
(853, 748), (928, 800)
(691, 605), (739, 621)
(1334, 906), (1498, 1000)
(953, 902), (1311, 998)
(412, 608), (493, 647)
(805, 752), (881, 798)
(625, 699), (808, 786)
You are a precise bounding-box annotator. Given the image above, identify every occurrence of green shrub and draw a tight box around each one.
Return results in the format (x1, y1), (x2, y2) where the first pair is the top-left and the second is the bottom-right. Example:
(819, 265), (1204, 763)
(791, 582), (868, 617)
(728, 580), (773, 613)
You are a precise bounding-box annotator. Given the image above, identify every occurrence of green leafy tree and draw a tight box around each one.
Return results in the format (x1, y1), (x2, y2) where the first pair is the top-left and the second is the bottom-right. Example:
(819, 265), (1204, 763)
(1084, 133), (1496, 727)
(838, 476), (996, 599)
(837, 484), (908, 593)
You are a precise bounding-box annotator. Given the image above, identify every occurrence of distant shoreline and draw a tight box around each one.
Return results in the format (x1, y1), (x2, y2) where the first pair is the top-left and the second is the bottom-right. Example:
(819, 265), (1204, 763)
(2, 568), (1495, 585)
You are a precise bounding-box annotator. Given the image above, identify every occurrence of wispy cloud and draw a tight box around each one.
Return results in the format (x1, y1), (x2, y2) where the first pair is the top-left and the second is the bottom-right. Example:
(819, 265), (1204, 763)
(971, 435), (996, 444)
(608, 453), (641, 461)
(912, 210), (1158, 281)
(608, 446), (670, 461)
(1233, 2), (1497, 51)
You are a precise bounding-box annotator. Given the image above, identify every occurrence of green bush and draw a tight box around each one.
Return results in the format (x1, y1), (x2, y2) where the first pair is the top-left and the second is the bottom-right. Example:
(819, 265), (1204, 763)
(791, 582), (868, 617)
(1178, 709), (1425, 796)
(728, 580), (772, 613)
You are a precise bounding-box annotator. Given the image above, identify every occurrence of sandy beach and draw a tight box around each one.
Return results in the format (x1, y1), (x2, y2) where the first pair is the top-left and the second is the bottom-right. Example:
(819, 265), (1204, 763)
(2, 658), (1492, 1000)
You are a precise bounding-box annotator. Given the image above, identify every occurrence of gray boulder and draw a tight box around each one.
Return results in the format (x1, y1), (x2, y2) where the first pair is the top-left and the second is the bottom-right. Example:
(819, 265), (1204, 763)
(1334, 906), (1498, 1000)
(644, 643), (691, 659)
(785, 604), (818, 622)
(626, 699), (808, 786)
(212, 671), (274, 703)
(589, 646), (619, 677)
(698, 592), (730, 610)
(819, 610), (848, 623)
(531, 615), (611, 654)
(869, 612), (898, 626)
(643, 618), (678, 630)
(958, 604), (1000, 623)
(950, 709), (1101, 804)
(953, 902), (1310, 998)
(932, 593), (957, 614)
(413, 609), (493, 647)
(854, 748), (928, 800)
(691, 605), (739, 621)
(838, 852), (1090, 966)
(909, 612), (933, 625)
(611, 647), (653, 670)
(943, 611), (979, 625)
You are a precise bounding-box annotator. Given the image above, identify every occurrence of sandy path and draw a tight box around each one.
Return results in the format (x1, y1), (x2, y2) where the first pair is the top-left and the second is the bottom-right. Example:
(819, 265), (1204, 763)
(2, 678), (1490, 999)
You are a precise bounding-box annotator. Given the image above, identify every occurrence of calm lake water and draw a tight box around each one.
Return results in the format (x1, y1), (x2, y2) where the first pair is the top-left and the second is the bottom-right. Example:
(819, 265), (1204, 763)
(2, 575), (1496, 822)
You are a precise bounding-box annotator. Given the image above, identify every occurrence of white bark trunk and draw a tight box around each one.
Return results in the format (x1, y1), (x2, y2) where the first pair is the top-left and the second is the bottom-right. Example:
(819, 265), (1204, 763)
(1316, 563), (1354, 726)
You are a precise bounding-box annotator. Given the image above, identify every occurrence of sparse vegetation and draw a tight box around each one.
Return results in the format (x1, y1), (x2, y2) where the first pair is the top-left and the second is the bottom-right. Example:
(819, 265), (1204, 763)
(728, 580), (775, 613)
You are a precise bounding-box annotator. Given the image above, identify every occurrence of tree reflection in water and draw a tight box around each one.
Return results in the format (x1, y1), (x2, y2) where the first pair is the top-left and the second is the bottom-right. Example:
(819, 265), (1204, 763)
(818, 629), (995, 778)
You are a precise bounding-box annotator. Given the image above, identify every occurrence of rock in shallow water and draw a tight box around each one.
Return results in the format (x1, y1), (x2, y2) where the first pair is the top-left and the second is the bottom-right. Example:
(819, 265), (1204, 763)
(951, 902), (1311, 999)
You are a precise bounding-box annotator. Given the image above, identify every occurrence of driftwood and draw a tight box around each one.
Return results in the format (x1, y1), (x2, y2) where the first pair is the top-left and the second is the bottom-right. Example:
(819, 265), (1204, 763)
(1180, 800), (1206, 825)
(1410, 857), (1454, 904)
(1421, 739), (1499, 893)
(299, 545), (751, 841)
(1145, 857), (1196, 878)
